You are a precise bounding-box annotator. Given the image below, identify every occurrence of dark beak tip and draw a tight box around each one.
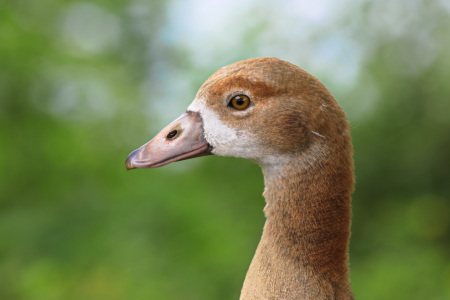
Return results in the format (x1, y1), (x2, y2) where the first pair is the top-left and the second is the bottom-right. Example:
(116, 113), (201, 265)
(125, 148), (140, 170)
(125, 163), (135, 171)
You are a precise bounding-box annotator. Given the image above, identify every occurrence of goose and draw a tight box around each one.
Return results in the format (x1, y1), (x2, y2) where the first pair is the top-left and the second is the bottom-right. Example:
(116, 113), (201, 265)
(126, 57), (354, 300)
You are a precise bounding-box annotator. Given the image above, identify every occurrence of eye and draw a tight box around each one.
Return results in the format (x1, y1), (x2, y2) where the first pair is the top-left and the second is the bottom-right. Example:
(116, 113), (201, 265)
(228, 95), (251, 110)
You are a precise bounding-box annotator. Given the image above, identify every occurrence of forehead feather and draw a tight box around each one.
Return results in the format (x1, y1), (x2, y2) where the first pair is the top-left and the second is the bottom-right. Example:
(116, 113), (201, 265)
(196, 57), (318, 101)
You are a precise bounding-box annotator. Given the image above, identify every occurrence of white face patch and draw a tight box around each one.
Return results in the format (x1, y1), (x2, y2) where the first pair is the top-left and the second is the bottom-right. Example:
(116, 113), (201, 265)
(187, 97), (330, 177)
(187, 98), (205, 113)
(187, 97), (262, 160)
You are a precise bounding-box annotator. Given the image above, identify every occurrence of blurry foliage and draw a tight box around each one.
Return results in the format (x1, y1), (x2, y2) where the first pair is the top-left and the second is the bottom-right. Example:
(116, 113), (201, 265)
(1, 0), (450, 299)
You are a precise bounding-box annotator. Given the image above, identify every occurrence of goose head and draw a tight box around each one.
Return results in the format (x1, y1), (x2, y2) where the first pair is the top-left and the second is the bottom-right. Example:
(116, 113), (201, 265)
(126, 57), (350, 174)
(126, 57), (354, 299)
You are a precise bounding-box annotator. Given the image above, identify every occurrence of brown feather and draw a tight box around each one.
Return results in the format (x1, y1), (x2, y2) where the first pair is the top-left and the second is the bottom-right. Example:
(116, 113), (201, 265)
(198, 58), (355, 299)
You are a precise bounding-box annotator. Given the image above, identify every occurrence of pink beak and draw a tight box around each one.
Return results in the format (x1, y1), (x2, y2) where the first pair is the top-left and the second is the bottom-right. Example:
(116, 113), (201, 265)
(125, 111), (211, 170)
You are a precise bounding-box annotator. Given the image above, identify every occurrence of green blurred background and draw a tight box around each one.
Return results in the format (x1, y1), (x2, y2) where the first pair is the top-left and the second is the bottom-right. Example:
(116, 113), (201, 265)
(1, 0), (450, 299)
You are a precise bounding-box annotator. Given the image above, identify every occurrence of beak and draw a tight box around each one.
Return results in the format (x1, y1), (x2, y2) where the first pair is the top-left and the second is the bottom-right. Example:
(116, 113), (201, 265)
(125, 111), (211, 170)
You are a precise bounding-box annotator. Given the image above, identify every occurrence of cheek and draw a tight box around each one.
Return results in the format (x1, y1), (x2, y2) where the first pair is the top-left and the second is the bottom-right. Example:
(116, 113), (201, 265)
(189, 98), (308, 159)
(254, 109), (308, 153)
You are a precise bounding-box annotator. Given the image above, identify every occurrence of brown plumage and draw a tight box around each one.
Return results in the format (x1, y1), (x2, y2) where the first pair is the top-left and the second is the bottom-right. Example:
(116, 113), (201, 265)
(126, 57), (355, 299)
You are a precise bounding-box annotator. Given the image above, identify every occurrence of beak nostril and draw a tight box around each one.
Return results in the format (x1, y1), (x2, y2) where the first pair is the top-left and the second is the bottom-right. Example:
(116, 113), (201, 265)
(166, 130), (178, 140)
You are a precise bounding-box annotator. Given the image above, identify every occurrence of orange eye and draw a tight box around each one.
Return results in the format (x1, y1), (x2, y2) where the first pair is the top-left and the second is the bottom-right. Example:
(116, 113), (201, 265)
(229, 95), (250, 110)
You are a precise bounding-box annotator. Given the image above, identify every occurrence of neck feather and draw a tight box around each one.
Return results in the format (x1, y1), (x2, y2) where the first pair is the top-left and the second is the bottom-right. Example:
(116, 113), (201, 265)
(240, 140), (354, 300)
